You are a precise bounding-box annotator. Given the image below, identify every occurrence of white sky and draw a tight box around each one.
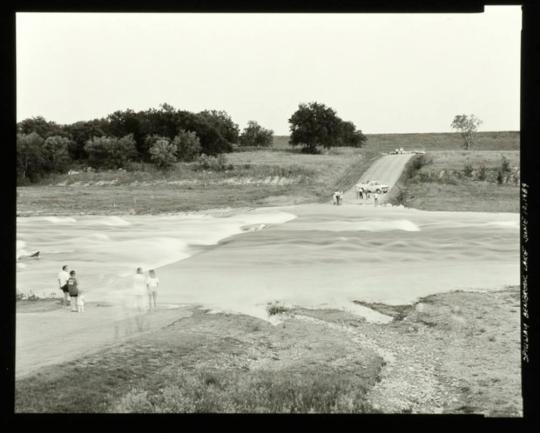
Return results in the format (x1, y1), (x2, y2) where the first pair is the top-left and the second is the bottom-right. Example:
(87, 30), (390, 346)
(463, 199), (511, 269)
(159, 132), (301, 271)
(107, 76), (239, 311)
(16, 7), (521, 135)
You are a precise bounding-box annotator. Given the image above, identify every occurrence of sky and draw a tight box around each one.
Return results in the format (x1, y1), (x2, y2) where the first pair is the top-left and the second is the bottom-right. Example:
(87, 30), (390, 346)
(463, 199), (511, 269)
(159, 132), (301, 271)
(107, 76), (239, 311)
(16, 7), (521, 135)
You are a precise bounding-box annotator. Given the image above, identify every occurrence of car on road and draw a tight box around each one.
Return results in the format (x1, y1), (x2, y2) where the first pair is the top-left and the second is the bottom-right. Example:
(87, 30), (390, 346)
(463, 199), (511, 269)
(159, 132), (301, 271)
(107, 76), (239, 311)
(357, 180), (390, 194)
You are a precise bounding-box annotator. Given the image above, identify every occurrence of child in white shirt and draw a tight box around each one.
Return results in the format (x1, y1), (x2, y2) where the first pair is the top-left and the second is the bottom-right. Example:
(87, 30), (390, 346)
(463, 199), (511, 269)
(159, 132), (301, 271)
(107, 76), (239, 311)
(146, 269), (159, 311)
(77, 290), (85, 313)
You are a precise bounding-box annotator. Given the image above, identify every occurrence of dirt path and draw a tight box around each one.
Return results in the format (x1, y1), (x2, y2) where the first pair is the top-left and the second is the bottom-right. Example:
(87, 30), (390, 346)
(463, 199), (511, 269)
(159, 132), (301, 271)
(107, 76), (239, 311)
(15, 301), (194, 379)
(340, 153), (414, 204)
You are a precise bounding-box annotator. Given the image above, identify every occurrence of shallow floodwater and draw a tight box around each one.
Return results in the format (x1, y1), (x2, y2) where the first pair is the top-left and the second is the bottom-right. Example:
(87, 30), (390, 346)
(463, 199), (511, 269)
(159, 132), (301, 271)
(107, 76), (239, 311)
(16, 204), (519, 322)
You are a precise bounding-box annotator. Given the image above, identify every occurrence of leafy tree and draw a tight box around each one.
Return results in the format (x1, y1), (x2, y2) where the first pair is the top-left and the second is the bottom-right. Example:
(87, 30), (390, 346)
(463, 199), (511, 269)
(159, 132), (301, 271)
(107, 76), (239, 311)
(451, 114), (482, 150)
(84, 134), (137, 169)
(107, 109), (145, 156)
(197, 110), (240, 144)
(64, 119), (108, 160)
(173, 130), (202, 162)
(288, 102), (342, 153)
(239, 121), (274, 147)
(17, 116), (67, 138)
(149, 138), (178, 169)
(42, 136), (72, 172)
(17, 132), (45, 183)
(336, 121), (367, 147)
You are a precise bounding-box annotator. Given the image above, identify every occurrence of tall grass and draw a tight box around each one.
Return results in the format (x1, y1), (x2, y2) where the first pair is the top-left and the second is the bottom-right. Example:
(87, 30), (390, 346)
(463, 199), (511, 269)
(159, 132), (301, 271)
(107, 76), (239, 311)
(112, 369), (376, 413)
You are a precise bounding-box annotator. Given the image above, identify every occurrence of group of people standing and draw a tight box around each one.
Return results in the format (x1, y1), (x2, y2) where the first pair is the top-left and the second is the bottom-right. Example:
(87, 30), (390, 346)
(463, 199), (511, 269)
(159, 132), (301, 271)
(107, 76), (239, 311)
(332, 191), (344, 205)
(57, 265), (160, 313)
(355, 183), (380, 206)
(133, 267), (160, 312)
(57, 265), (84, 312)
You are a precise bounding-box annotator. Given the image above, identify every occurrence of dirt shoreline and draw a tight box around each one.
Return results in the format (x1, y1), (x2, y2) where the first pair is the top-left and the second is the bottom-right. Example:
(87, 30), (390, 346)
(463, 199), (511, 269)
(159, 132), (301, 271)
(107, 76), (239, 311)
(15, 285), (522, 415)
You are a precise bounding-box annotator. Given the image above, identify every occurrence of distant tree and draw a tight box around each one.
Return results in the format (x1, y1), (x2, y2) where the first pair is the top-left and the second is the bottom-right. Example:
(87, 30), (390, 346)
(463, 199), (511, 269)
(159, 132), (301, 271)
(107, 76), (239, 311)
(42, 136), (72, 173)
(17, 116), (67, 138)
(84, 134), (137, 169)
(239, 121), (274, 147)
(336, 120), (367, 147)
(139, 105), (231, 156)
(288, 102), (342, 153)
(178, 111), (232, 155)
(64, 119), (108, 160)
(107, 109), (145, 155)
(173, 130), (202, 162)
(149, 138), (177, 169)
(197, 110), (240, 144)
(17, 132), (45, 183)
(451, 114), (482, 150)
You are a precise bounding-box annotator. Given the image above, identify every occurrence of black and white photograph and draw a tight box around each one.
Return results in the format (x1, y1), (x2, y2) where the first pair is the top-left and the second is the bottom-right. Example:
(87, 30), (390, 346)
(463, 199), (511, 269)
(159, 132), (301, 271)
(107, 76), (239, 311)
(14, 5), (525, 416)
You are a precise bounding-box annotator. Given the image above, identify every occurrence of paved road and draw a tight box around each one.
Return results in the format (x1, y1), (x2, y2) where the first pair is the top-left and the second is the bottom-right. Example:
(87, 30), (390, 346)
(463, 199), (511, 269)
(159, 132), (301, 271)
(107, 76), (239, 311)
(341, 153), (415, 205)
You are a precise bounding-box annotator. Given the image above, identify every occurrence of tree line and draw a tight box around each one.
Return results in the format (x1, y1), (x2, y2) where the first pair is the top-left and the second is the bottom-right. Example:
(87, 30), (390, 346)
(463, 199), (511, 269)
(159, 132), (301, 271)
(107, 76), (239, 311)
(17, 101), (367, 184)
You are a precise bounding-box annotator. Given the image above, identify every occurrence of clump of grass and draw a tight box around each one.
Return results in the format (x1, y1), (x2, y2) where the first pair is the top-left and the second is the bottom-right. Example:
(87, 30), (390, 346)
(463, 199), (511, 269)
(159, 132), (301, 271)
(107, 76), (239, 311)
(477, 165), (487, 181)
(266, 302), (289, 316)
(500, 155), (511, 174)
(463, 161), (474, 177)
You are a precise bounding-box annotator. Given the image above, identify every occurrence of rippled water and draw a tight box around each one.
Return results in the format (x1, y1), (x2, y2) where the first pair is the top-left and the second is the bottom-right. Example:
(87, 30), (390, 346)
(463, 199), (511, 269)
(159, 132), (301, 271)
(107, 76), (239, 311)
(16, 210), (297, 299)
(16, 204), (519, 321)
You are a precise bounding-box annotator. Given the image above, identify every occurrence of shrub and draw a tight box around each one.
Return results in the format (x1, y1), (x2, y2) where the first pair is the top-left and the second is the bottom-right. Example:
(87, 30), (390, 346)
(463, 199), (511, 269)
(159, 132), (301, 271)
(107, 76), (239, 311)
(239, 121), (274, 147)
(149, 138), (177, 169)
(84, 134), (137, 169)
(500, 155), (511, 174)
(42, 136), (72, 173)
(267, 302), (289, 316)
(463, 161), (473, 177)
(196, 153), (229, 171)
(496, 169), (504, 185)
(477, 165), (487, 181)
(174, 130), (203, 162)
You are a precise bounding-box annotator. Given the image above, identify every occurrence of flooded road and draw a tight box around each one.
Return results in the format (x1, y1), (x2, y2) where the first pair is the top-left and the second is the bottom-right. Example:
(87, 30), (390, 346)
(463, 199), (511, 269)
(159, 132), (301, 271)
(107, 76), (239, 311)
(16, 203), (519, 321)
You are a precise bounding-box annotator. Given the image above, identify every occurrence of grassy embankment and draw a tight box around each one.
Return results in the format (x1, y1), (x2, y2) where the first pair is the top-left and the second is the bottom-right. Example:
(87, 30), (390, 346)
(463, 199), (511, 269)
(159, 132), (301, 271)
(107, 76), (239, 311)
(388, 150), (520, 212)
(361, 130), (520, 212)
(16, 147), (379, 216)
(16, 286), (521, 415)
(16, 131), (519, 215)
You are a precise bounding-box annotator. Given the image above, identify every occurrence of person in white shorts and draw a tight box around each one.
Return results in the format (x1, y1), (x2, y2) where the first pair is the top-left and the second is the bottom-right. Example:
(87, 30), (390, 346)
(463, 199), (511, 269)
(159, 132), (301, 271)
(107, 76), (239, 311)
(77, 289), (85, 313)
(57, 265), (70, 306)
(133, 267), (147, 313)
(146, 269), (159, 311)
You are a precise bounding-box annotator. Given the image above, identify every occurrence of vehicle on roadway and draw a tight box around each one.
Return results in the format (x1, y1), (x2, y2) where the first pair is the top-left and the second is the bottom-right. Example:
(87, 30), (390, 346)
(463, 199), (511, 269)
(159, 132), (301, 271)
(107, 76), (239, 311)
(357, 180), (389, 194)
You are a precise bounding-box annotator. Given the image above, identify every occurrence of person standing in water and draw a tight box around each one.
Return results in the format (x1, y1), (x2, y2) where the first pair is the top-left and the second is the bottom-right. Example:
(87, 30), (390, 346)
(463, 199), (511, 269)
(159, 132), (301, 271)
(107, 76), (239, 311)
(133, 267), (147, 313)
(66, 270), (79, 312)
(146, 269), (159, 311)
(373, 192), (380, 206)
(57, 265), (70, 307)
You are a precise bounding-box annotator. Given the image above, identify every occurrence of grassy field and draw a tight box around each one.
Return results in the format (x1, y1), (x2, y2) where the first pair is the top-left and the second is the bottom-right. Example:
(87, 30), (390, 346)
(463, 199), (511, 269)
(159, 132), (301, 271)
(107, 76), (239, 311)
(17, 131), (519, 215)
(17, 148), (379, 215)
(16, 286), (521, 415)
(273, 131), (520, 153)
(393, 151), (520, 212)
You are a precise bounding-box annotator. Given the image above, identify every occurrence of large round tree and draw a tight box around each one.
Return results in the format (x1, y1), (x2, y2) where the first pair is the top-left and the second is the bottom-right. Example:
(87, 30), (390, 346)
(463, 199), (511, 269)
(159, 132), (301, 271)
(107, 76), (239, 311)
(288, 102), (365, 153)
(288, 102), (342, 153)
